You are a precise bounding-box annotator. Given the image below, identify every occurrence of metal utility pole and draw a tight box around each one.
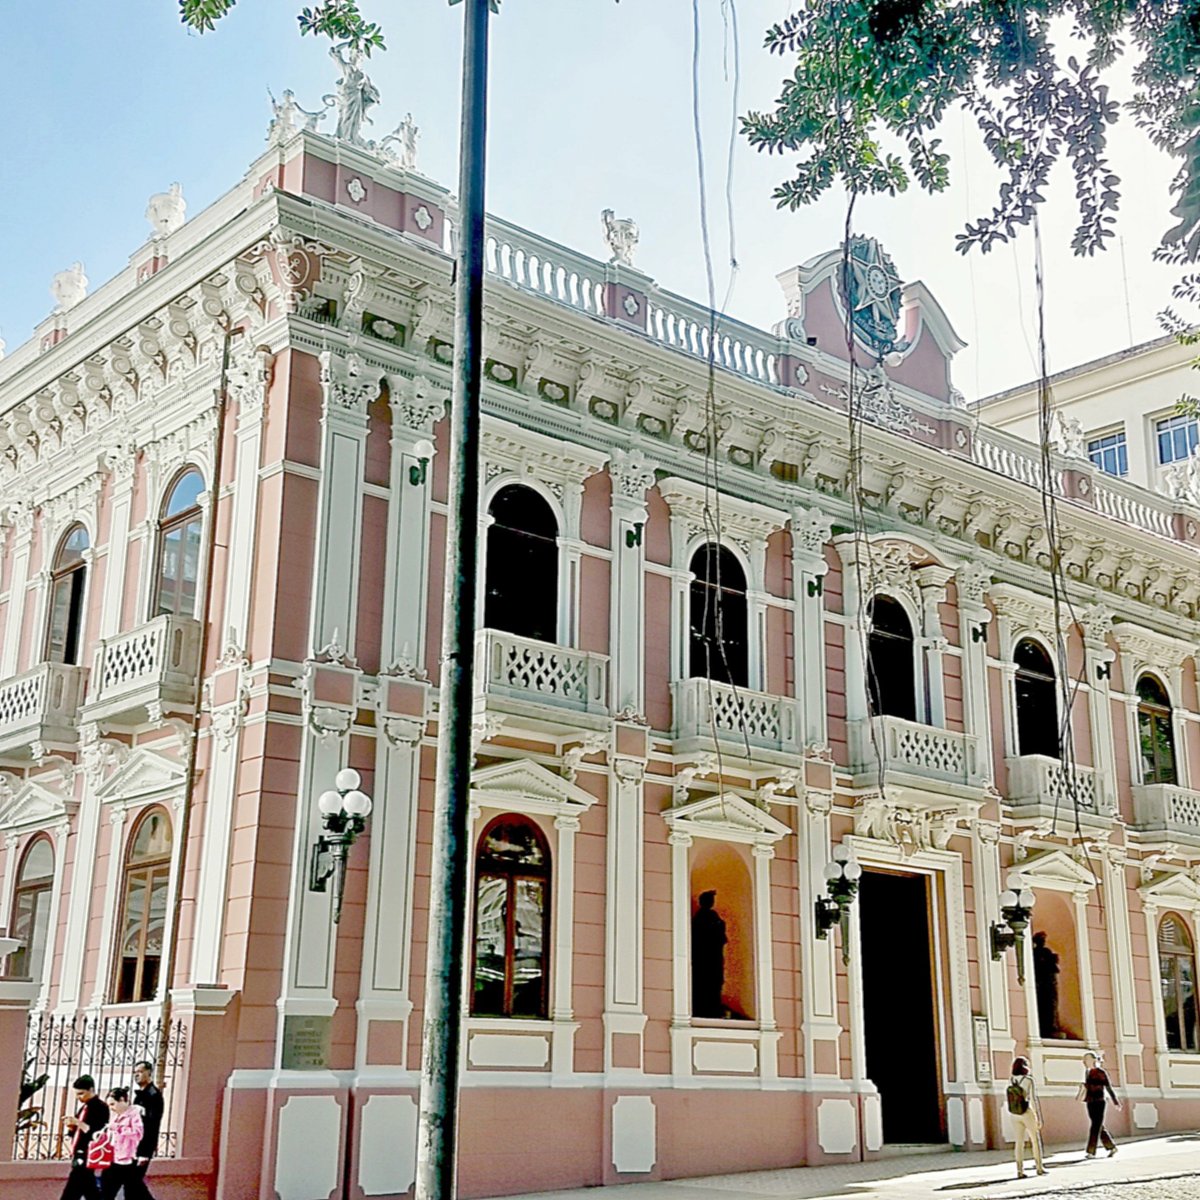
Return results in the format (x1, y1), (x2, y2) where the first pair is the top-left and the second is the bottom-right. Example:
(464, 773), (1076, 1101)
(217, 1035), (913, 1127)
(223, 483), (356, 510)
(415, 1), (492, 1198)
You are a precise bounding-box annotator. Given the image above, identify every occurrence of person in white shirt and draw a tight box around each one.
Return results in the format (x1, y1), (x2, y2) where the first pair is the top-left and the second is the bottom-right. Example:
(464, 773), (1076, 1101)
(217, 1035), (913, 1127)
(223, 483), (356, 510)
(1007, 1056), (1046, 1179)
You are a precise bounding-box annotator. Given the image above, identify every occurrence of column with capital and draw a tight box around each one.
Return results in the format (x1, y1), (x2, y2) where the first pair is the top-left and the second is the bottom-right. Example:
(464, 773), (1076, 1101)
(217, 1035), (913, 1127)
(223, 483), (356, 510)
(956, 563), (994, 783)
(916, 564), (954, 729)
(608, 450), (657, 718)
(790, 506), (832, 753)
(1101, 844), (1144, 1078)
(1081, 606), (1118, 812)
(0, 502), (34, 676)
(751, 843), (780, 1079)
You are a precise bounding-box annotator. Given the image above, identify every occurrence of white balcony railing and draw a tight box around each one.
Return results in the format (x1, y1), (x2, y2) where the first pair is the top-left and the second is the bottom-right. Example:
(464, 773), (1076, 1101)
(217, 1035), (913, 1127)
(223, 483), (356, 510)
(673, 678), (799, 753)
(474, 630), (608, 714)
(850, 715), (984, 788)
(1007, 754), (1110, 814)
(0, 662), (88, 758)
(85, 615), (202, 724)
(1132, 783), (1200, 834)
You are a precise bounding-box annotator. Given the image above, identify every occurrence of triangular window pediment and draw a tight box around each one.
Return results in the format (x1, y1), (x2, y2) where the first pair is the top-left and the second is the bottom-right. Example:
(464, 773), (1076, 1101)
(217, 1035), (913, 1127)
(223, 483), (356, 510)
(471, 758), (597, 817)
(1017, 847), (1097, 891)
(1140, 870), (1200, 908)
(663, 792), (791, 845)
(94, 746), (187, 803)
(0, 776), (72, 831)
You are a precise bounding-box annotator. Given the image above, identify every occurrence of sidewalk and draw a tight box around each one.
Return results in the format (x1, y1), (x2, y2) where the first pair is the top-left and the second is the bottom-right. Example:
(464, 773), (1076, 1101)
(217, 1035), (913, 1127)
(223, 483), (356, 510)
(495, 1133), (1200, 1200)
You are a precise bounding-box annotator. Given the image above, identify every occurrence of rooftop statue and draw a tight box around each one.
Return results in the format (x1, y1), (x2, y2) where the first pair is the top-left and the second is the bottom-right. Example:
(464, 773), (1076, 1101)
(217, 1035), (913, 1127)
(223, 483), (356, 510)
(1051, 410), (1086, 459)
(267, 88), (327, 144)
(146, 183), (187, 240)
(601, 209), (639, 267)
(325, 43), (381, 148)
(50, 263), (88, 314)
(380, 113), (420, 171)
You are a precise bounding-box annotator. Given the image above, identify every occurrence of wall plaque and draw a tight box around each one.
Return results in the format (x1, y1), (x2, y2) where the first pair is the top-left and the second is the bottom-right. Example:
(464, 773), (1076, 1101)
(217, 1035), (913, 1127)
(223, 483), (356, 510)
(973, 1015), (992, 1083)
(282, 1015), (332, 1070)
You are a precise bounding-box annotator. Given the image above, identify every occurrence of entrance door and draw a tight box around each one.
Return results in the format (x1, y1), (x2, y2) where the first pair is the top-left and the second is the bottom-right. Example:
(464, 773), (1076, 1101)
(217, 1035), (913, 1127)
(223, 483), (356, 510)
(859, 869), (944, 1143)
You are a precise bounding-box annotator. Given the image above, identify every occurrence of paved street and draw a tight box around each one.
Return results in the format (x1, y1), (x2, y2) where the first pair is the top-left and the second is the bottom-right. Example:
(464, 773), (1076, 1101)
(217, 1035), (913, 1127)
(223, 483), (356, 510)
(497, 1134), (1200, 1200)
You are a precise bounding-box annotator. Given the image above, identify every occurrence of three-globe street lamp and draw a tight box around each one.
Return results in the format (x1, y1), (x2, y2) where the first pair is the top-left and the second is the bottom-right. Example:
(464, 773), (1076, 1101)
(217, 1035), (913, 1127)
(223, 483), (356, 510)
(990, 872), (1036, 984)
(308, 767), (373, 924)
(815, 843), (862, 965)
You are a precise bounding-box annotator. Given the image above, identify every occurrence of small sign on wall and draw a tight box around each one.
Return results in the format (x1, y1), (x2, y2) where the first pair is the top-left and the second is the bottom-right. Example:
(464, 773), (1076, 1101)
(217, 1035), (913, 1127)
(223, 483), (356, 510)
(973, 1016), (992, 1083)
(282, 1015), (332, 1070)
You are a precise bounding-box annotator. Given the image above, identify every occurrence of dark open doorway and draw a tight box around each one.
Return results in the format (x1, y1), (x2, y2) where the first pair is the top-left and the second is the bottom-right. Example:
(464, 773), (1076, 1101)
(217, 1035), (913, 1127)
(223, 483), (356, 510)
(859, 869), (945, 1144)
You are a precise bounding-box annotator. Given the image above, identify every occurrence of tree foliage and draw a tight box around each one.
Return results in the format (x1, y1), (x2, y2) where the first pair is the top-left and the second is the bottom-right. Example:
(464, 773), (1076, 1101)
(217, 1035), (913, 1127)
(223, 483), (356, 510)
(742, 0), (1200, 261)
(179, 0), (386, 53)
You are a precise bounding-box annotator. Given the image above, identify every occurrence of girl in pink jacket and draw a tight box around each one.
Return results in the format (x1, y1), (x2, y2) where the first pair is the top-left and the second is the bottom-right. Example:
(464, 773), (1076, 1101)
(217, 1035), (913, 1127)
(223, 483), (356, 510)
(101, 1088), (144, 1199)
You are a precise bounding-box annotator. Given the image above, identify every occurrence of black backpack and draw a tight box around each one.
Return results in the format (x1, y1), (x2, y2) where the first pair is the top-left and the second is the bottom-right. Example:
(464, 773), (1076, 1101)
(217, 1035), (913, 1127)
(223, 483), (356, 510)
(1007, 1078), (1030, 1115)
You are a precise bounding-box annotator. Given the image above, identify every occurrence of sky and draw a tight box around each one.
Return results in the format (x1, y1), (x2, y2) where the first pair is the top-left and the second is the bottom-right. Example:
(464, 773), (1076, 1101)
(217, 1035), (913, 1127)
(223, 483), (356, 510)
(0, 0), (1183, 399)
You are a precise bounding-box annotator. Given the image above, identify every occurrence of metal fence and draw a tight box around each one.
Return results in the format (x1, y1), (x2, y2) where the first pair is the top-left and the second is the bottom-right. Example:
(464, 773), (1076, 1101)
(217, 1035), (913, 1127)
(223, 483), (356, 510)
(15, 1012), (187, 1161)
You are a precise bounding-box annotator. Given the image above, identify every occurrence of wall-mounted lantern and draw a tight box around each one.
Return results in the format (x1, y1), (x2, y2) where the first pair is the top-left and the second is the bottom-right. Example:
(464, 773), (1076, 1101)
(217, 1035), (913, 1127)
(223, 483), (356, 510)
(990, 872), (1035, 984)
(625, 521), (644, 548)
(309, 767), (373, 924)
(408, 439), (436, 487)
(815, 843), (862, 965)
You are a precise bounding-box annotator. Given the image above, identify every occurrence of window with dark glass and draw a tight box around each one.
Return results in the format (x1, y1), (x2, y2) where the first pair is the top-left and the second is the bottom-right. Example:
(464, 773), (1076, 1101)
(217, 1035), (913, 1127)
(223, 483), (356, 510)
(9, 837), (54, 981)
(484, 485), (558, 643)
(45, 525), (89, 665)
(1157, 413), (1200, 465)
(471, 815), (550, 1018)
(1087, 430), (1128, 477)
(1160, 915), (1199, 1052)
(154, 469), (205, 618)
(688, 543), (749, 687)
(112, 808), (173, 1004)
(1138, 674), (1178, 785)
(1014, 638), (1060, 759)
(866, 595), (916, 722)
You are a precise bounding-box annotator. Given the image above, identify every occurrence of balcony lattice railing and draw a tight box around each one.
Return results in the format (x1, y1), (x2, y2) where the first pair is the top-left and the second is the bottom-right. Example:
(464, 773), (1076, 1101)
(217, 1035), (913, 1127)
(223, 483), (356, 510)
(474, 629), (608, 714)
(0, 662), (87, 758)
(850, 715), (984, 787)
(86, 615), (202, 722)
(673, 677), (799, 753)
(1132, 782), (1200, 833)
(1006, 753), (1109, 813)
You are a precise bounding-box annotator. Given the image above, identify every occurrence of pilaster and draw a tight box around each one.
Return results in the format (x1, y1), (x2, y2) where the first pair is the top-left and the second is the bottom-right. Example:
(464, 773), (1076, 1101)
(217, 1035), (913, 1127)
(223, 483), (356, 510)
(791, 506), (832, 751)
(608, 450), (657, 716)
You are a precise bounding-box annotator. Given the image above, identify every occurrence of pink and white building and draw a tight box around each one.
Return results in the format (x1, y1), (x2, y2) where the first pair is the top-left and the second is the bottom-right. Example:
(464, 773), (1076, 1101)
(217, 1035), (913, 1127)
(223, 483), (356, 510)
(3, 101), (1200, 1200)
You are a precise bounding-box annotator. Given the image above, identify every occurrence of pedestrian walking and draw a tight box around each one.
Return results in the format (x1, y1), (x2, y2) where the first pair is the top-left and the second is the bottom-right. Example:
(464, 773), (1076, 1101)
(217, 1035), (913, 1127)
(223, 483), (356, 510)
(1078, 1050), (1120, 1158)
(127, 1061), (163, 1200)
(60, 1075), (110, 1200)
(100, 1088), (144, 1200)
(1006, 1056), (1046, 1179)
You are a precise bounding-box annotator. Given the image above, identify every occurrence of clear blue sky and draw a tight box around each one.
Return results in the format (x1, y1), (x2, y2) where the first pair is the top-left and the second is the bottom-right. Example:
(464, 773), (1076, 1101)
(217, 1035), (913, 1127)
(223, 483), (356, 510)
(0, 0), (1181, 397)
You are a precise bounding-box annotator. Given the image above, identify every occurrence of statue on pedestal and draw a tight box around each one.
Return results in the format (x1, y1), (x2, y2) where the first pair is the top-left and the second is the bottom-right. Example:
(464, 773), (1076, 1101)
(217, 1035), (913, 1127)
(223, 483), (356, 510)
(691, 890), (727, 1018)
(1033, 930), (1062, 1039)
(326, 43), (381, 147)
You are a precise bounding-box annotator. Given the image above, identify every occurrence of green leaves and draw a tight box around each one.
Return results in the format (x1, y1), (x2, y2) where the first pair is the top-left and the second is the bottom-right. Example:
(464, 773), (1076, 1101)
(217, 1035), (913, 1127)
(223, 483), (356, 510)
(180, 0), (385, 54)
(179, 0), (237, 33)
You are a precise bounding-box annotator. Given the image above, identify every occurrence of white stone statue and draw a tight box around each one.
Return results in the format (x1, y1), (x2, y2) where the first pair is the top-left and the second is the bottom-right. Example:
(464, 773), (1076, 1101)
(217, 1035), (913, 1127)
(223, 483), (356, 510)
(267, 88), (327, 144)
(50, 263), (88, 313)
(1164, 447), (1200, 507)
(146, 183), (186, 239)
(602, 209), (639, 267)
(0, 336), (6, 362)
(1051, 410), (1086, 459)
(325, 43), (380, 147)
(381, 113), (419, 170)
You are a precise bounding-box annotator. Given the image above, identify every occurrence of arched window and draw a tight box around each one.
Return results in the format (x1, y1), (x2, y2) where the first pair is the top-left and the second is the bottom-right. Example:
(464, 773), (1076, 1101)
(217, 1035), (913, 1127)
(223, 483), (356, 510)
(45, 525), (89, 665)
(9, 837), (54, 981)
(112, 808), (173, 1004)
(154, 469), (205, 618)
(1015, 639), (1060, 759)
(1138, 675), (1178, 785)
(484, 485), (558, 644)
(1159, 915), (1198, 1052)
(866, 595), (915, 722)
(688, 543), (749, 687)
(471, 815), (550, 1018)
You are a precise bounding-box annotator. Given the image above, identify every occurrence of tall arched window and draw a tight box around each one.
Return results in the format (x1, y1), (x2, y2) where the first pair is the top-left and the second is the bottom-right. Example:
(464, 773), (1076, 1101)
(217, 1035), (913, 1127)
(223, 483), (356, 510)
(112, 808), (173, 1004)
(1015, 639), (1060, 759)
(471, 815), (550, 1019)
(1138, 675), (1178, 785)
(9, 837), (54, 981)
(154, 469), (205, 618)
(1159, 914), (1198, 1052)
(484, 485), (559, 643)
(866, 595), (915, 722)
(688, 543), (749, 687)
(45, 525), (89, 665)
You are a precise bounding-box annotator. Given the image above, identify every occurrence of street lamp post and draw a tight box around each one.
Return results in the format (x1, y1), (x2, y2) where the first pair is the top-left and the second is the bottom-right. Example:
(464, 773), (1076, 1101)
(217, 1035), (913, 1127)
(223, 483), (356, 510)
(991, 873), (1036, 984)
(815, 843), (862, 965)
(308, 767), (373, 924)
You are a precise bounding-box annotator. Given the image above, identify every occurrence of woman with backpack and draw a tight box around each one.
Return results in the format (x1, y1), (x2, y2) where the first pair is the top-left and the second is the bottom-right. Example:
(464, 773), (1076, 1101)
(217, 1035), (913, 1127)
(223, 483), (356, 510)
(1078, 1051), (1119, 1158)
(1007, 1057), (1046, 1179)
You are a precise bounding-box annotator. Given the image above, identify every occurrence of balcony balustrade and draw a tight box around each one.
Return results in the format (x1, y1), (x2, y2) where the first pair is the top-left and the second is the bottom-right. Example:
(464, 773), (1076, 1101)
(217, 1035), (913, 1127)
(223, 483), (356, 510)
(673, 678), (799, 756)
(1006, 754), (1111, 815)
(0, 662), (88, 759)
(84, 615), (202, 726)
(1132, 782), (1200, 836)
(850, 715), (985, 792)
(474, 629), (608, 718)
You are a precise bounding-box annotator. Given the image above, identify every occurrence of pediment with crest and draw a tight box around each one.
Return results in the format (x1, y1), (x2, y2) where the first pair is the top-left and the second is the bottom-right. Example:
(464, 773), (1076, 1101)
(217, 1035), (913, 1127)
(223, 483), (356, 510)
(1139, 869), (1200, 912)
(0, 774), (75, 831)
(1017, 847), (1098, 892)
(470, 758), (598, 818)
(663, 792), (791, 846)
(93, 745), (187, 804)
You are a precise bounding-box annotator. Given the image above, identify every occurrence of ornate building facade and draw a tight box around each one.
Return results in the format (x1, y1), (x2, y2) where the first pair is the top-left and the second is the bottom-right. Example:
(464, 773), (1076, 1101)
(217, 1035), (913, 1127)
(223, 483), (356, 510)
(2, 89), (1200, 1200)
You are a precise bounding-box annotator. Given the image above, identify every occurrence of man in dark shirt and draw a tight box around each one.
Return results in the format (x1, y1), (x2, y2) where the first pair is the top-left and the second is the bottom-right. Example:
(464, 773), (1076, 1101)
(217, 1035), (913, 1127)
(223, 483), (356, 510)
(61, 1075), (109, 1200)
(128, 1060), (164, 1200)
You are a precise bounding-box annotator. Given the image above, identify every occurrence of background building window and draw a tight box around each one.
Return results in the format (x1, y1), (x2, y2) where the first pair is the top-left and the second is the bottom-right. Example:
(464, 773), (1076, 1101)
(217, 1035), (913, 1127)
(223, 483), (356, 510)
(688, 543), (749, 687)
(484, 485), (559, 644)
(112, 808), (173, 1004)
(1138, 674), (1178, 785)
(1157, 413), (1199, 465)
(1014, 638), (1060, 759)
(1159, 915), (1199, 1052)
(866, 595), (916, 722)
(1087, 430), (1128, 476)
(155, 469), (205, 618)
(8, 837), (54, 981)
(45, 525), (89, 665)
(471, 815), (550, 1018)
